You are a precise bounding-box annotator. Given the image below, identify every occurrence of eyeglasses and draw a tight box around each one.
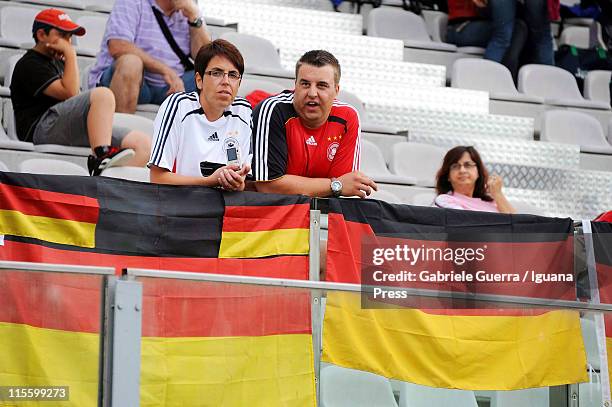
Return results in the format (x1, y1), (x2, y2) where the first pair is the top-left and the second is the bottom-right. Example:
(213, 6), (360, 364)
(450, 162), (477, 171)
(204, 70), (241, 82)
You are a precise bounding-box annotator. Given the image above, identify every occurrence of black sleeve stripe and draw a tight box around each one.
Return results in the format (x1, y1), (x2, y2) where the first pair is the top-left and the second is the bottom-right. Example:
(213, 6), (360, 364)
(328, 115), (348, 133)
(231, 97), (252, 108)
(223, 111), (250, 127)
(182, 107), (204, 122)
(33, 75), (61, 97)
(254, 93), (293, 181)
(151, 92), (181, 165)
(151, 93), (197, 165)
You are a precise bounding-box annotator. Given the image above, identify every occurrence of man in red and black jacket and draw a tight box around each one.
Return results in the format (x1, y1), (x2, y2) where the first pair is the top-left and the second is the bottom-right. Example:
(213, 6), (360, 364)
(251, 50), (377, 198)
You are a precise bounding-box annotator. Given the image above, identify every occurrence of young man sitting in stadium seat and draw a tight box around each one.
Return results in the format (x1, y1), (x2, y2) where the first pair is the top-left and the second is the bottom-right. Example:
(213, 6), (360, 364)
(88, 0), (210, 114)
(148, 39), (251, 189)
(10, 8), (151, 175)
(251, 49), (377, 198)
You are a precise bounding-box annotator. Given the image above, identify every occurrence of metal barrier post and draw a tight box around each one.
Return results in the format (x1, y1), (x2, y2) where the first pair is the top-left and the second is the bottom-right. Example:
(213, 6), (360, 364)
(103, 277), (143, 407)
(309, 209), (322, 406)
(568, 383), (579, 407)
(582, 220), (612, 407)
(99, 275), (116, 407)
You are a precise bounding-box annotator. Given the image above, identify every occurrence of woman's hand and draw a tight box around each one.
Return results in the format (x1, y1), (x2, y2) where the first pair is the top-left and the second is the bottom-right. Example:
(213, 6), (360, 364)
(472, 0), (488, 7)
(213, 164), (251, 192)
(487, 174), (516, 214)
(486, 174), (503, 197)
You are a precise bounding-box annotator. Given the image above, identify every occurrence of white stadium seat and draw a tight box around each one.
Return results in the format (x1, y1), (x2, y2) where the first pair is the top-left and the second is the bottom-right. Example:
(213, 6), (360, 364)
(101, 166), (149, 182)
(113, 113), (154, 137)
(81, 0), (115, 13)
(368, 188), (404, 204)
(220, 32), (295, 79)
(390, 142), (446, 187)
(0, 158), (8, 171)
(337, 89), (403, 135)
(13, 0), (85, 9)
(397, 382), (478, 407)
(452, 58), (543, 104)
(494, 387), (550, 407)
(0, 47), (25, 84)
(75, 15), (108, 57)
(580, 316), (601, 371)
(320, 365), (397, 407)
(33, 144), (90, 156)
(426, 11), (484, 55)
(0, 101), (20, 151)
(18, 158), (88, 176)
(510, 200), (545, 216)
(2, 98), (19, 141)
(584, 70), (611, 106)
(367, 8), (457, 52)
(518, 64), (610, 110)
(0, 6), (37, 49)
(559, 26), (590, 49)
(411, 191), (436, 207)
(361, 139), (416, 185)
(4, 54), (23, 88)
(541, 110), (612, 154)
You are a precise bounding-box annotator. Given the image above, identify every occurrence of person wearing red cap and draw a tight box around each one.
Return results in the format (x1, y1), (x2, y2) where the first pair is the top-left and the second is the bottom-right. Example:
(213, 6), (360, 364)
(10, 8), (151, 175)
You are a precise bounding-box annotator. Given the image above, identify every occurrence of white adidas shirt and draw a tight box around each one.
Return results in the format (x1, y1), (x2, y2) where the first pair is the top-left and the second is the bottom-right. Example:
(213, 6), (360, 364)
(149, 91), (253, 177)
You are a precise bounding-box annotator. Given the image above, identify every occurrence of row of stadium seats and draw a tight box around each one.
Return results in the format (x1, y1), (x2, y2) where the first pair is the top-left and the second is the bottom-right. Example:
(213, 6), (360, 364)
(0, 155), (148, 180)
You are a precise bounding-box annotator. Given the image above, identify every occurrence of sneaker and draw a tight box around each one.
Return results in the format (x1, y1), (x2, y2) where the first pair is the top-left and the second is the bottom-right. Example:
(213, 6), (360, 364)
(87, 146), (135, 176)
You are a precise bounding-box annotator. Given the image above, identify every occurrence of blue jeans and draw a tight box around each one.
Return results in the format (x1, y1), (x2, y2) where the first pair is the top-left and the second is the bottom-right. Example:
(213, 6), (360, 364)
(446, 0), (516, 63)
(521, 0), (554, 65)
(98, 65), (196, 105)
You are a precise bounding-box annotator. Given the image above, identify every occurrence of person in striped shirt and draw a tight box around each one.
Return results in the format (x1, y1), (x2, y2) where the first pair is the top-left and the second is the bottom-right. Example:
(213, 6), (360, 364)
(148, 39), (251, 189)
(89, 0), (210, 113)
(251, 50), (377, 198)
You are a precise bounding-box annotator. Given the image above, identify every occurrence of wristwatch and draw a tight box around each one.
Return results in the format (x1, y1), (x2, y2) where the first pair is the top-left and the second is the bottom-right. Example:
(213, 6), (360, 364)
(188, 16), (203, 28)
(330, 178), (342, 197)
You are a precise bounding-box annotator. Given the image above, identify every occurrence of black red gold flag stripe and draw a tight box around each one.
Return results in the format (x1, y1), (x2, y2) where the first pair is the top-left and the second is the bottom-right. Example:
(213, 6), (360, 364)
(323, 198), (587, 390)
(0, 172), (315, 406)
(0, 172), (310, 279)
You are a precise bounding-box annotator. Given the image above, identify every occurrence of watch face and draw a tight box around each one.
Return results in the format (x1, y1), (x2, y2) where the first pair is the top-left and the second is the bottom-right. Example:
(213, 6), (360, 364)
(331, 180), (342, 193)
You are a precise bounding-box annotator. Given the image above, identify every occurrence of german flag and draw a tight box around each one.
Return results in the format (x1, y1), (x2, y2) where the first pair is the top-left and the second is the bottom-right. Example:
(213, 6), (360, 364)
(220, 192), (310, 258)
(592, 221), (612, 403)
(140, 278), (314, 406)
(0, 172), (310, 279)
(0, 172), (314, 406)
(0, 270), (102, 406)
(0, 271), (316, 407)
(323, 198), (587, 390)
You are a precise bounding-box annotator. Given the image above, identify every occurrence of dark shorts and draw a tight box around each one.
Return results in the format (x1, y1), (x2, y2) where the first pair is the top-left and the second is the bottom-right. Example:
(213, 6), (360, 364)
(97, 64), (196, 105)
(32, 90), (129, 147)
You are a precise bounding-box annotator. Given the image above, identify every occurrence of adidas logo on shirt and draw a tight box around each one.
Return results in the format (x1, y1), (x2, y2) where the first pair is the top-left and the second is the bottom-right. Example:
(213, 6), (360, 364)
(305, 135), (317, 146)
(208, 132), (219, 142)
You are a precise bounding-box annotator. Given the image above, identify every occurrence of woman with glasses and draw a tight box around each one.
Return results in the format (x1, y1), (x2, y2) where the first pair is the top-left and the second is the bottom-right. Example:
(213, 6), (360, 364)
(433, 146), (515, 213)
(148, 39), (251, 190)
